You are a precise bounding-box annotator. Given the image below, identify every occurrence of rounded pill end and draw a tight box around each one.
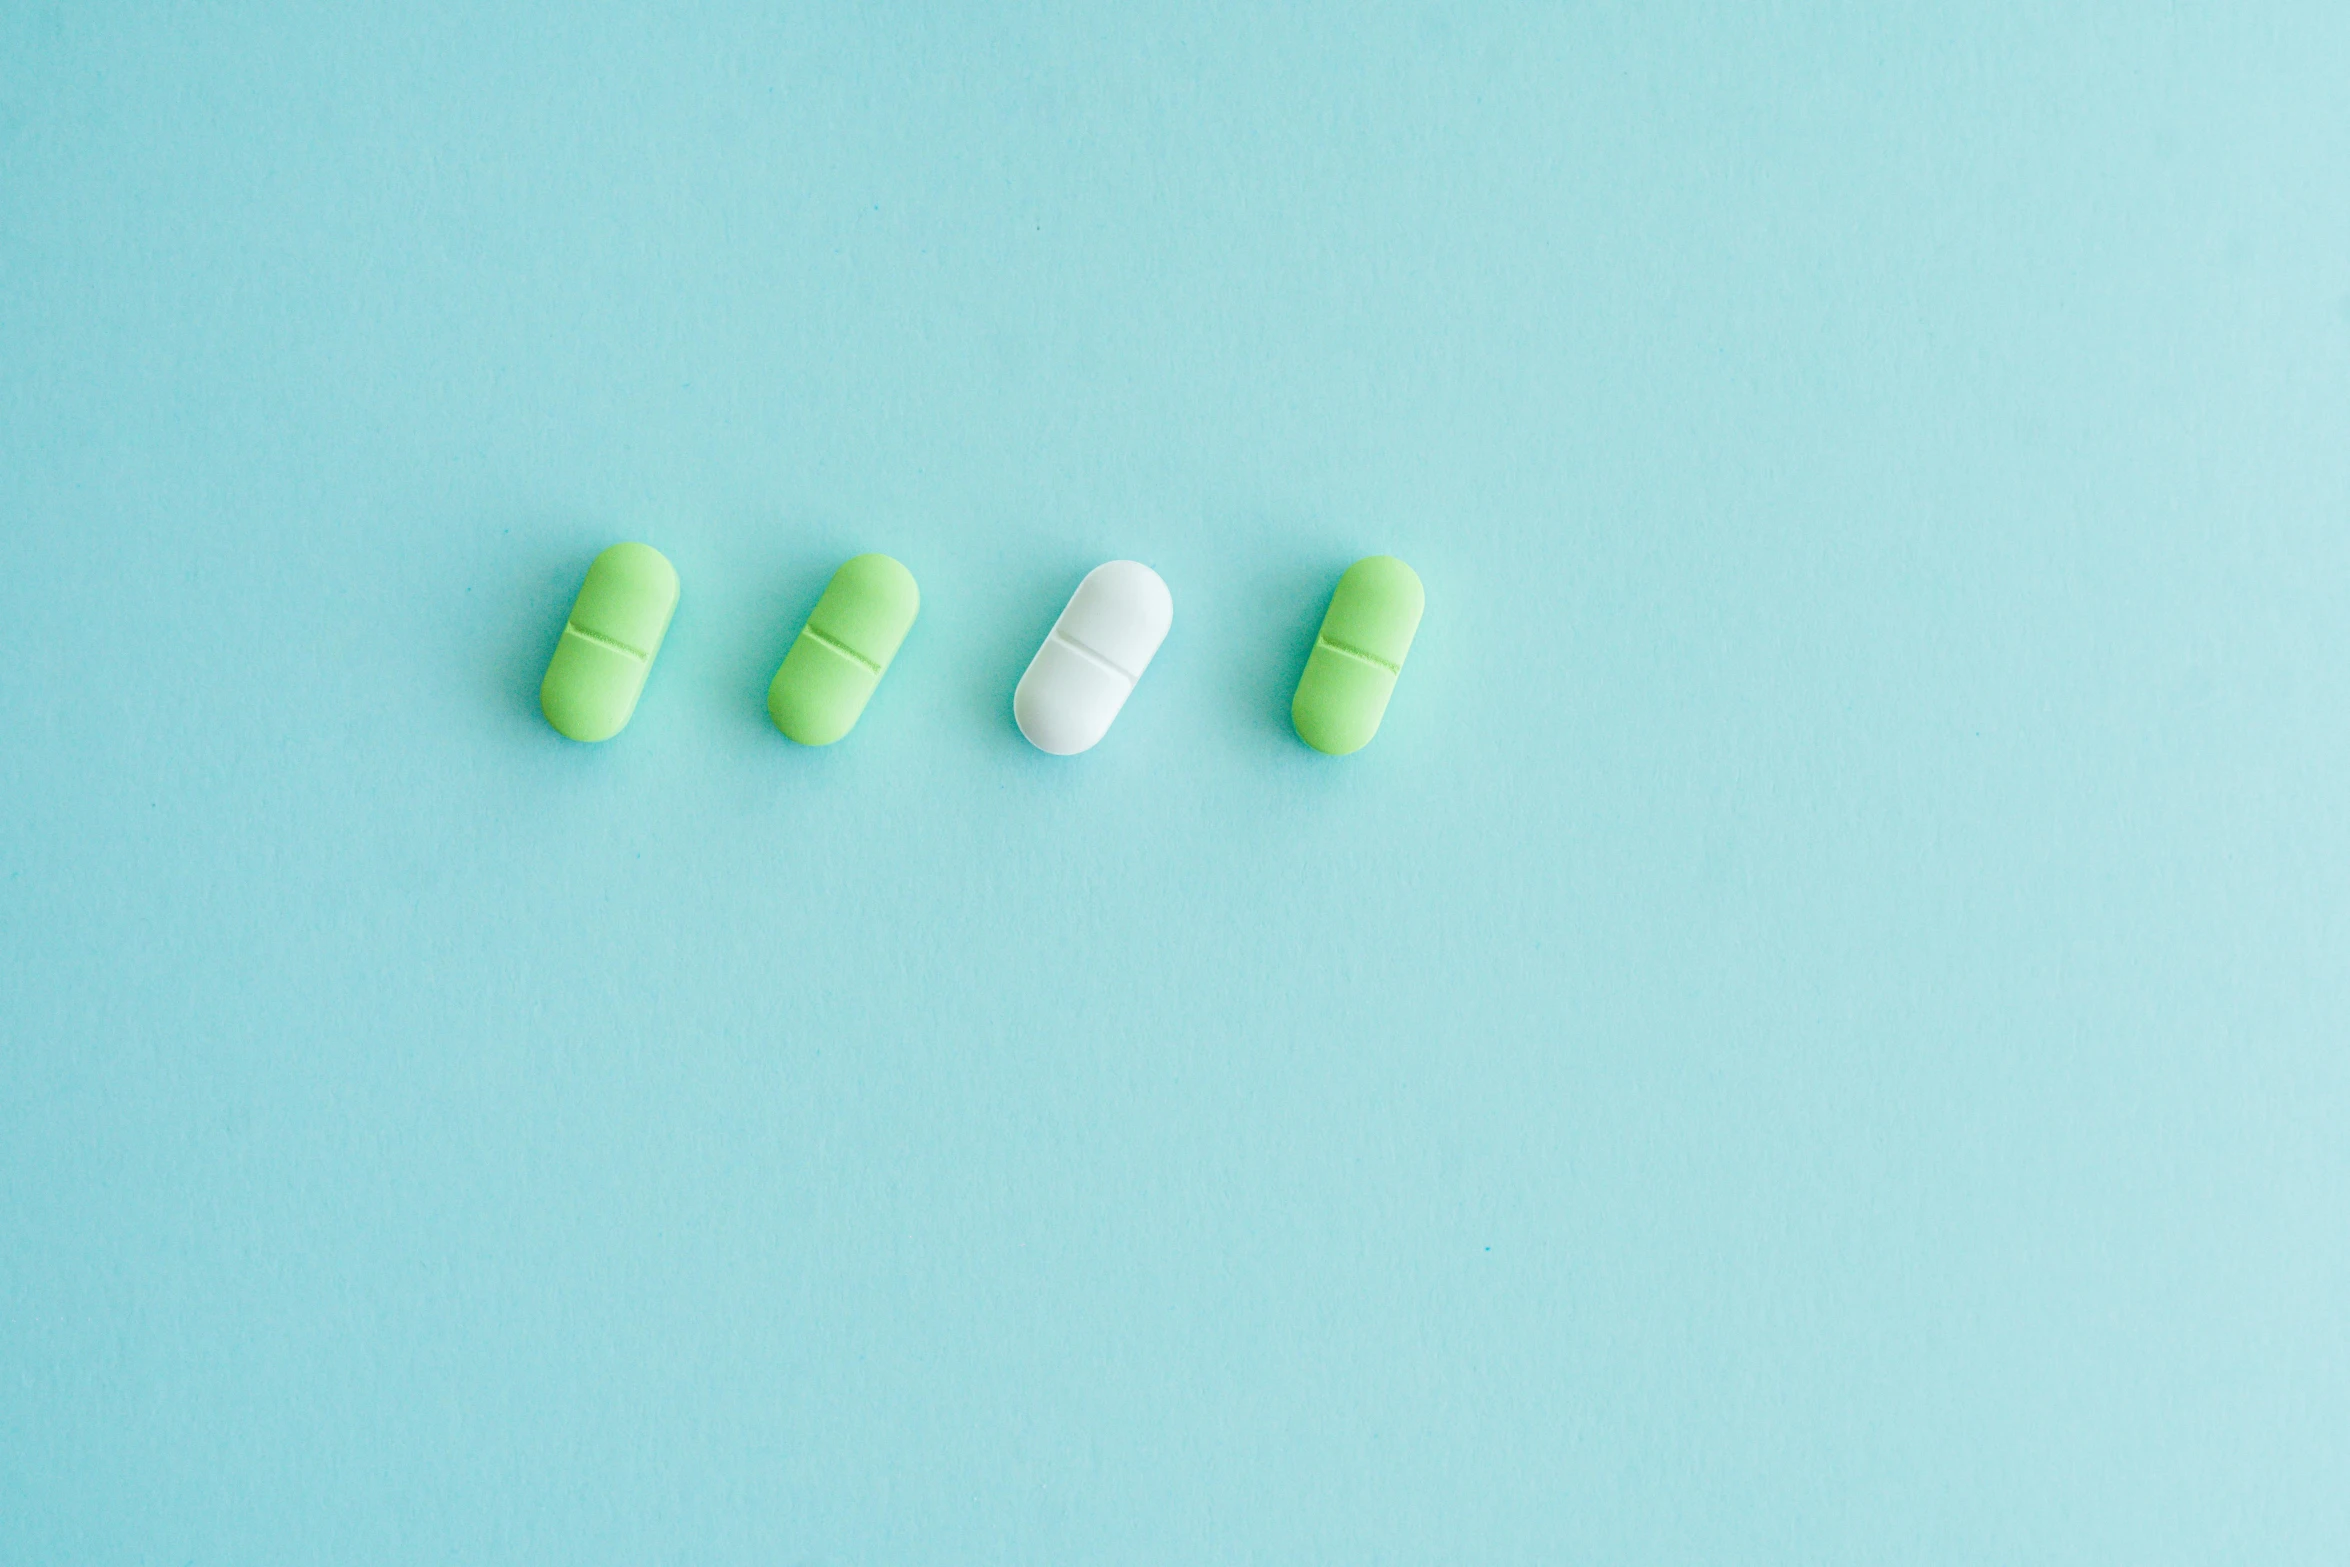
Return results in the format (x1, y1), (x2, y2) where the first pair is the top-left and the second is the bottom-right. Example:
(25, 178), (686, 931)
(1084, 560), (1173, 623)
(1292, 703), (1373, 756)
(542, 683), (631, 743)
(769, 694), (852, 748)
(1338, 554), (1423, 611)
(540, 631), (646, 742)
(1290, 640), (1395, 757)
(1013, 697), (1100, 756)
(835, 552), (919, 615)
(1013, 638), (1129, 755)
(591, 541), (681, 600)
(769, 633), (880, 747)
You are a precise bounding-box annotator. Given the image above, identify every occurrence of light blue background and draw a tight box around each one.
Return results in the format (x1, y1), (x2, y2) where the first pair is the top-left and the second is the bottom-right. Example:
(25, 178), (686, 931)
(4, 4), (2348, 1561)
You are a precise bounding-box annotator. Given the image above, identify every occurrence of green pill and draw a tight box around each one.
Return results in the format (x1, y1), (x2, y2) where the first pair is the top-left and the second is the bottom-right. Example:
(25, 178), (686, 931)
(540, 542), (680, 742)
(1291, 555), (1424, 756)
(767, 553), (920, 746)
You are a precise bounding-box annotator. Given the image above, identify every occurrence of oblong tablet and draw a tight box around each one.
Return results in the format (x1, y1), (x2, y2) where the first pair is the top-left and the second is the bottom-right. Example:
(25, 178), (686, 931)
(767, 553), (920, 746)
(1014, 561), (1173, 755)
(540, 541), (680, 742)
(1291, 555), (1423, 755)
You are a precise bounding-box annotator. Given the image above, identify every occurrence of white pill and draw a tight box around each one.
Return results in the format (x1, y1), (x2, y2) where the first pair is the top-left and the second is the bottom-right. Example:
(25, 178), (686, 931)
(1014, 561), (1174, 755)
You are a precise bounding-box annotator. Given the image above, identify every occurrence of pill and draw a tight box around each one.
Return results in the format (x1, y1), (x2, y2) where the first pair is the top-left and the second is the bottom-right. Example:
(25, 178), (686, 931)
(540, 542), (680, 742)
(1014, 561), (1174, 755)
(766, 553), (920, 746)
(1291, 555), (1423, 755)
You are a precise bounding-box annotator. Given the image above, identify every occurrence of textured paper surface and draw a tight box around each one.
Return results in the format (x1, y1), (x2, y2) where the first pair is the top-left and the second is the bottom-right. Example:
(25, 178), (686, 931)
(3, 4), (2348, 1561)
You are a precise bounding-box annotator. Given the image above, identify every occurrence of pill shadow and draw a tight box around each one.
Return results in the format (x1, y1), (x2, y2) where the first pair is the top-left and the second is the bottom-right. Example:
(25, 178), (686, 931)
(495, 540), (598, 737)
(1228, 557), (1343, 755)
(945, 560), (1089, 757)
(738, 560), (837, 744)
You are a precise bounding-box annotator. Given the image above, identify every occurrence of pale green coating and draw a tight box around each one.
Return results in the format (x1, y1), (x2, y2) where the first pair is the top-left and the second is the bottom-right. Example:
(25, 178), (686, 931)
(767, 553), (920, 746)
(1291, 555), (1424, 755)
(540, 542), (679, 742)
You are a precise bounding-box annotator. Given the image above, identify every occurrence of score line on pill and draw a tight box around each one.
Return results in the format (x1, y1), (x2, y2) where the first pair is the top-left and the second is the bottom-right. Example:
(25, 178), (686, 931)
(1292, 555), (1422, 755)
(540, 541), (679, 742)
(1014, 561), (1173, 755)
(768, 553), (920, 746)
